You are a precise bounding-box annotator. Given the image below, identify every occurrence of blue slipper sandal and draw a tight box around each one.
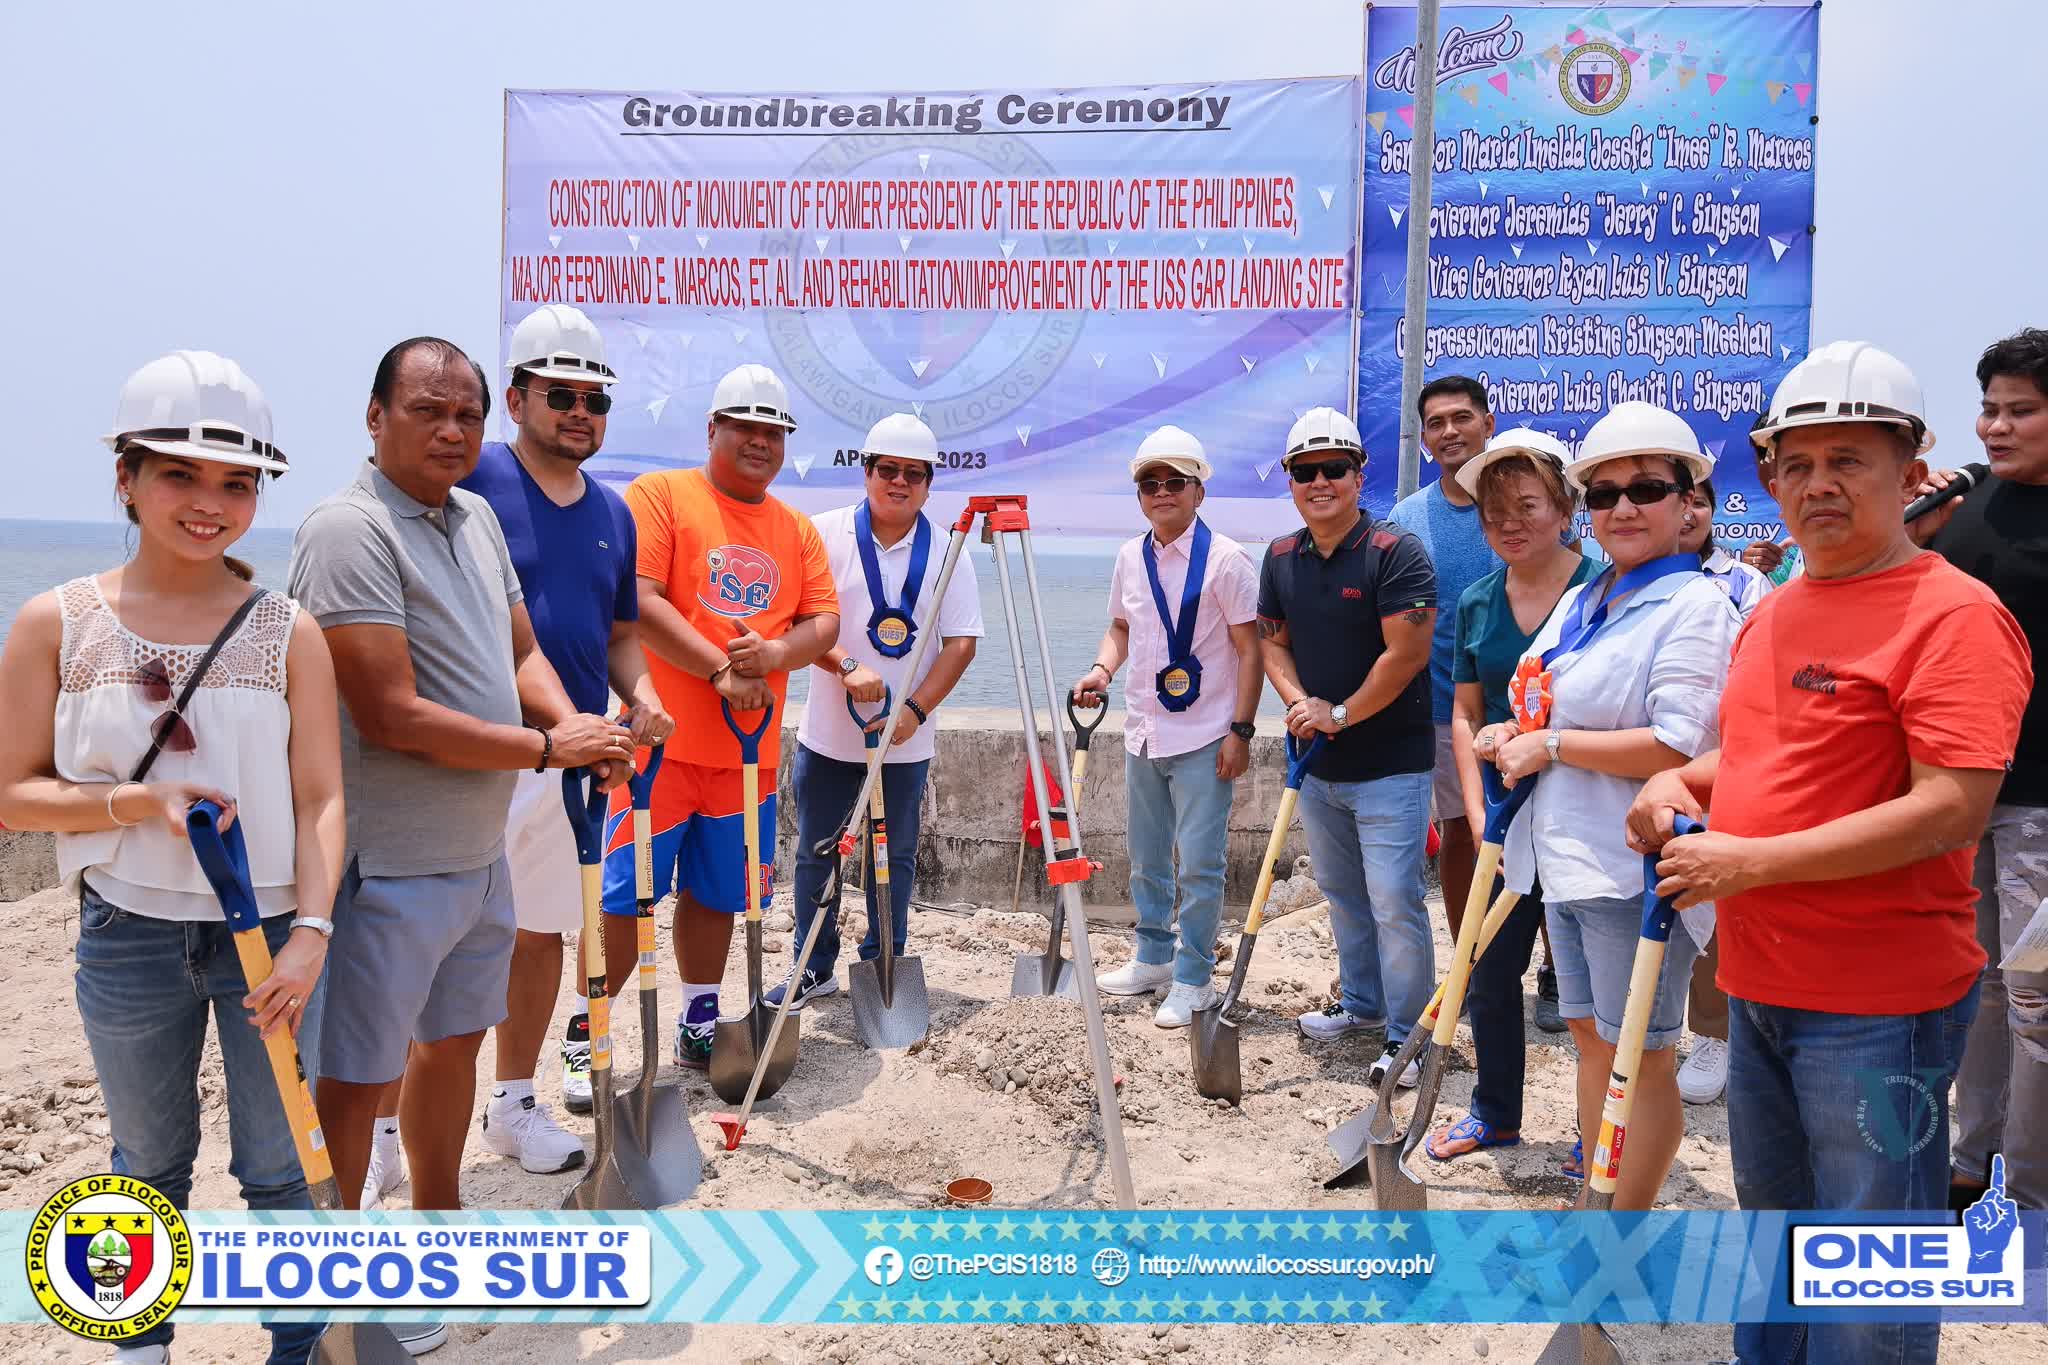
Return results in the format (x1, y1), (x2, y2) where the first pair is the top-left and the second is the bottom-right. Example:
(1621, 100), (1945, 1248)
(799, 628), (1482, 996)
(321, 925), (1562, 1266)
(1425, 1113), (1522, 1163)
(1562, 1137), (1585, 1181)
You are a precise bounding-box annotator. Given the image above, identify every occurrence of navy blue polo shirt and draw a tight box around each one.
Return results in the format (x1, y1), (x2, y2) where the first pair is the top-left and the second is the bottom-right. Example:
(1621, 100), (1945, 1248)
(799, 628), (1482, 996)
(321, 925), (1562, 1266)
(1256, 515), (1437, 783)
(460, 441), (638, 716)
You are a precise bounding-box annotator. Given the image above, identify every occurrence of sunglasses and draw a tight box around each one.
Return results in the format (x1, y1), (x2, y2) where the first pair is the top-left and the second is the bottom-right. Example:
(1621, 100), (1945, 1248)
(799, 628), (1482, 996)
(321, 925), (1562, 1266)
(136, 657), (197, 754)
(1289, 457), (1358, 485)
(1137, 476), (1196, 496)
(1583, 478), (1682, 511)
(527, 385), (613, 416)
(864, 460), (930, 486)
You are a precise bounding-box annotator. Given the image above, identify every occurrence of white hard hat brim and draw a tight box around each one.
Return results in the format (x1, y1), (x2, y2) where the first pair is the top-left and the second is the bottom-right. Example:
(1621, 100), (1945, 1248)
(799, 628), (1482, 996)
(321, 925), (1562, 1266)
(1128, 453), (1214, 482)
(1750, 408), (1936, 456)
(516, 361), (621, 387)
(103, 433), (289, 476)
(1563, 446), (1713, 491)
(1454, 444), (1564, 499)
(712, 406), (799, 432)
(862, 447), (938, 465)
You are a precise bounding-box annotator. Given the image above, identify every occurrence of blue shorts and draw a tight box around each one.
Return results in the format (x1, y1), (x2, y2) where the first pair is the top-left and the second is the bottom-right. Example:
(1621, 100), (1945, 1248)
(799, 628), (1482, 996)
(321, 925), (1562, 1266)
(1544, 894), (1701, 1050)
(600, 759), (777, 917)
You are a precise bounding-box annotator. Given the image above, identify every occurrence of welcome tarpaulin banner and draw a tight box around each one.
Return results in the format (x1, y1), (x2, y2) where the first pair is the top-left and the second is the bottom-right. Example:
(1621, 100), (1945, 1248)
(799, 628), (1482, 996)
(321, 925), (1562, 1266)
(1359, 4), (1819, 535)
(502, 80), (1361, 540)
(2, 1209), (2038, 1326)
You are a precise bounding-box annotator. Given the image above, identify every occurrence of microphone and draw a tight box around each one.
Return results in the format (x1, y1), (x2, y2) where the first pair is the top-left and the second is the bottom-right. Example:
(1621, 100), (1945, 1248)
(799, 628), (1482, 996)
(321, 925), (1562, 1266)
(1904, 462), (1989, 523)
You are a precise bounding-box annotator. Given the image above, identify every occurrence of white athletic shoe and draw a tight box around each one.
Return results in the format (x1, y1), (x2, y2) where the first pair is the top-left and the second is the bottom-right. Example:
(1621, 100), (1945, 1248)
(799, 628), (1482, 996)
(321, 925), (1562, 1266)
(1678, 1036), (1729, 1105)
(1297, 1001), (1384, 1042)
(481, 1092), (587, 1174)
(360, 1133), (405, 1209)
(1097, 959), (1174, 996)
(1153, 982), (1218, 1029)
(561, 1038), (593, 1114)
(1369, 1049), (1421, 1090)
(392, 1322), (448, 1356)
(111, 1346), (169, 1364)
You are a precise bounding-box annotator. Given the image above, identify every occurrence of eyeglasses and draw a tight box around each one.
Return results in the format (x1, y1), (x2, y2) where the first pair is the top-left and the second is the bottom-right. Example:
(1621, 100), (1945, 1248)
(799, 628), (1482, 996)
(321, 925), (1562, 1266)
(1289, 457), (1358, 485)
(135, 657), (196, 754)
(526, 385), (614, 417)
(1583, 478), (1681, 511)
(864, 460), (930, 485)
(1137, 476), (1195, 496)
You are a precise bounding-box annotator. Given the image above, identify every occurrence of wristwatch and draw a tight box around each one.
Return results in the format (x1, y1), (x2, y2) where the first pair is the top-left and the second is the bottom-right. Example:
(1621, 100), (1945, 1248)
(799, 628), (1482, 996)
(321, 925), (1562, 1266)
(290, 915), (336, 939)
(1545, 729), (1564, 764)
(1330, 703), (1349, 730)
(1229, 721), (1256, 741)
(838, 656), (860, 676)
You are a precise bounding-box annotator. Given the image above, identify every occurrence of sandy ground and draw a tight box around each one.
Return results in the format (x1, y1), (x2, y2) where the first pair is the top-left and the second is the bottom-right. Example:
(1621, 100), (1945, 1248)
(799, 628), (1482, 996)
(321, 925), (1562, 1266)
(1, 880), (2037, 1365)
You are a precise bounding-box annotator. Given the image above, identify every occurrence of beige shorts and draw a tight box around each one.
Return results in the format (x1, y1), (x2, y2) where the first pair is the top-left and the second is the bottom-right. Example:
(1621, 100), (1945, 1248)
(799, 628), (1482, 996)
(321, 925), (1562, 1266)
(1429, 722), (1466, 825)
(505, 767), (583, 934)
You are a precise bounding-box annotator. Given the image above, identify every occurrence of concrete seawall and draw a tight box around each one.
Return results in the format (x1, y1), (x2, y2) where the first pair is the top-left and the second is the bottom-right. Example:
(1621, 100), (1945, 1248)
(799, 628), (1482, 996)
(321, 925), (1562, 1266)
(0, 707), (1318, 912)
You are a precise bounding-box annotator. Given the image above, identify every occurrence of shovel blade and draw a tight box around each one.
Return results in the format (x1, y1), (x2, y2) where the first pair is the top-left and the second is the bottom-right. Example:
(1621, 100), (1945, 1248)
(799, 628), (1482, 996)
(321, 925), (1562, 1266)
(1361, 1045), (1444, 1210)
(709, 1005), (800, 1105)
(1009, 949), (1078, 999)
(1188, 1008), (1241, 1105)
(610, 1084), (701, 1207)
(315, 1323), (415, 1365)
(1532, 1322), (1626, 1364)
(561, 1065), (634, 1210)
(849, 954), (930, 1049)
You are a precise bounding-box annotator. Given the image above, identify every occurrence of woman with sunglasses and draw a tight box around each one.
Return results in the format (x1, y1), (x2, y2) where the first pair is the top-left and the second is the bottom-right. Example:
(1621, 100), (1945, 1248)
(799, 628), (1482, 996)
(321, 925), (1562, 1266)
(1487, 401), (1739, 1207)
(0, 352), (342, 1365)
(1424, 428), (1599, 1163)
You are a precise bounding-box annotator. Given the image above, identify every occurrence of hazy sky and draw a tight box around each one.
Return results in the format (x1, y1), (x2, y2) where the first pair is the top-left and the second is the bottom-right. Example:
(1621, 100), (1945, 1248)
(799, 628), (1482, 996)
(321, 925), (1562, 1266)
(7, 0), (2043, 527)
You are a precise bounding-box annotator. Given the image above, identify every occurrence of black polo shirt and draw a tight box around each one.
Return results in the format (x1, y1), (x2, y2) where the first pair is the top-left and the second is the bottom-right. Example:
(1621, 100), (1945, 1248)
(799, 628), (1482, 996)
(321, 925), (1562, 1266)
(1257, 515), (1437, 783)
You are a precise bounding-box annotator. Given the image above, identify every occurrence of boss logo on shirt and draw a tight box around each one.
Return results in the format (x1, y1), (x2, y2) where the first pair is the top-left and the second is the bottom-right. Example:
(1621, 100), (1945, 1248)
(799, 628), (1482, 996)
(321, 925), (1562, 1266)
(699, 544), (781, 619)
(1341, 587), (1363, 600)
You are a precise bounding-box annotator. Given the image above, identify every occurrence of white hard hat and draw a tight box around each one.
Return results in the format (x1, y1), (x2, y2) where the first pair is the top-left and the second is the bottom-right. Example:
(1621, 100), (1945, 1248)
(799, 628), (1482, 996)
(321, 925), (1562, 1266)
(1751, 340), (1935, 455)
(101, 350), (288, 477)
(707, 363), (797, 431)
(1455, 427), (1574, 501)
(1128, 424), (1213, 482)
(861, 412), (939, 464)
(1563, 401), (1713, 490)
(506, 305), (617, 386)
(1283, 407), (1364, 465)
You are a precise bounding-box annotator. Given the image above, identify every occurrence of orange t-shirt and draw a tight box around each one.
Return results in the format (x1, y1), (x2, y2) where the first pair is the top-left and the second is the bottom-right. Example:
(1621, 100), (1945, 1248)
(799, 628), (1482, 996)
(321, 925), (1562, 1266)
(1712, 552), (2031, 1015)
(624, 468), (837, 770)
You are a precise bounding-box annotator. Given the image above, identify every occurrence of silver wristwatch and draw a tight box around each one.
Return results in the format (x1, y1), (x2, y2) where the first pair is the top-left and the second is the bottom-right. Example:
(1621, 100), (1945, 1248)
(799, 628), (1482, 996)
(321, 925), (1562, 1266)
(1330, 703), (1349, 730)
(1545, 729), (1563, 764)
(838, 655), (860, 676)
(290, 915), (336, 939)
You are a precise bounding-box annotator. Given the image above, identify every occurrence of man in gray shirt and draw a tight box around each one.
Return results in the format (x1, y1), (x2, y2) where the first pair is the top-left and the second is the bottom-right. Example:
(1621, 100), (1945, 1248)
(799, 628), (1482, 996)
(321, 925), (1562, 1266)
(289, 338), (631, 1226)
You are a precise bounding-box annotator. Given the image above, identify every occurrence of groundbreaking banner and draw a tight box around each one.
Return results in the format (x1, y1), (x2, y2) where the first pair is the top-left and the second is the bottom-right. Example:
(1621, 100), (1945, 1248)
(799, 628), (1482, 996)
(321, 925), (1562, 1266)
(503, 80), (1361, 538)
(1360, 4), (1819, 534)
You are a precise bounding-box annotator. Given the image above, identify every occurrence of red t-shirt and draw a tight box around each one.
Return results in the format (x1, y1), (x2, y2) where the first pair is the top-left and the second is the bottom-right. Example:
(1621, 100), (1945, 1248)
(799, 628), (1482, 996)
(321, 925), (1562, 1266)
(625, 468), (837, 771)
(1712, 553), (2031, 1014)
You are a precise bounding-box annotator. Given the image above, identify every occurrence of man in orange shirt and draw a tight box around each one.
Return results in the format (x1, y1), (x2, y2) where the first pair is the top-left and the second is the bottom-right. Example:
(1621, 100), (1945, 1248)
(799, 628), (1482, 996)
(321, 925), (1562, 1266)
(600, 364), (838, 1068)
(1627, 343), (2031, 1365)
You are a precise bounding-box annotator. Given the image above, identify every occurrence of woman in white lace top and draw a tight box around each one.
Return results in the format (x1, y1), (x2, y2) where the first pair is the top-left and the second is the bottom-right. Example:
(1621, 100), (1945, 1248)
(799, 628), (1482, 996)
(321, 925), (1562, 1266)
(0, 351), (342, 1365)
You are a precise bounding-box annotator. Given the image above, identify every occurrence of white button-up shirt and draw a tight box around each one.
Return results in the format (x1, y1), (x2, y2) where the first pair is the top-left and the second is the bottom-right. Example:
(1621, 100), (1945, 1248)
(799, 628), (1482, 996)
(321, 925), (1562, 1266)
(1503, 569), (1739, 920)
(796, 502), (983, 766)
(1107, 521), (1259, 760)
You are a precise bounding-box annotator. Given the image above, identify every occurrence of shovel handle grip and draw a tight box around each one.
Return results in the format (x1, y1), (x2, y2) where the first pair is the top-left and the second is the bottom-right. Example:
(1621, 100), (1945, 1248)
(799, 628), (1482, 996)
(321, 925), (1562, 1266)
(559, 767), (609, 864)
(1283, 732), (1325, 789)
(847, 685), (893, 751)
(1066, 692), (1107, 750)
(626, 740), (665, 806)
(720, 697), (775, 763)
(1479, 763), (1537, 845)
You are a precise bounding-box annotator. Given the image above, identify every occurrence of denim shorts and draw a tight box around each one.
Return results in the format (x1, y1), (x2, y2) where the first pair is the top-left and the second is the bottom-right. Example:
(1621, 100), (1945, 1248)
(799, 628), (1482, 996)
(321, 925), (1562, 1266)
(1545, 894), (1701, 1050)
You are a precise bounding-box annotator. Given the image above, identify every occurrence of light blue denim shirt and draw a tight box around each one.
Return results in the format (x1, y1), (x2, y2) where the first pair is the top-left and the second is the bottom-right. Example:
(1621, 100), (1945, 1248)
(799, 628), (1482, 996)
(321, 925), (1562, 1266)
(1503, 568), (1740, 910)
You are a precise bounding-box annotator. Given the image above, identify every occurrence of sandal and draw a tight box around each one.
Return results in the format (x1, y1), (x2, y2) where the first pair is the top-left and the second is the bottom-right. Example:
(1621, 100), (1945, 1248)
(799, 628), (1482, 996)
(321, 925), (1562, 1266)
(1561, 1137), (1585, 1181)
(1426, 1113), (1521, 1163)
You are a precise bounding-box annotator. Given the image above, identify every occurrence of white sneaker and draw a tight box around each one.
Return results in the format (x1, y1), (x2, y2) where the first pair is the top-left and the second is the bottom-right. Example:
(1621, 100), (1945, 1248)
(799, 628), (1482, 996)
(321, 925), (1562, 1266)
(393, 1323), (448, 1356)
(1097, 959), (1174, 996)
(112, 1346), (169, 1364)
(561, 1038), (593, 1114)
(1154, 982), (1219, 1029)
(1369, 1050), (1421, 1090)
(1297, 1002), (1383, 1042)
(481, 1091), (588, 1174)
(361, 1133), (405, 1209)
(1678, 1036), (1729, 1105)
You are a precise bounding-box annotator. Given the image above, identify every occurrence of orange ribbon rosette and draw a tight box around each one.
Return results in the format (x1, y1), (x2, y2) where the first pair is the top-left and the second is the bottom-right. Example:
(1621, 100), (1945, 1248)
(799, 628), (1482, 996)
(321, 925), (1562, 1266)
(1507, 655), (1554, 731)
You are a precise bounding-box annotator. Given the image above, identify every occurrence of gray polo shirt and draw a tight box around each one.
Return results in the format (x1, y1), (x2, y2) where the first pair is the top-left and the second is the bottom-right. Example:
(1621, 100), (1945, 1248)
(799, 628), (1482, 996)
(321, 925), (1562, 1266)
(289, 459), (524, 877)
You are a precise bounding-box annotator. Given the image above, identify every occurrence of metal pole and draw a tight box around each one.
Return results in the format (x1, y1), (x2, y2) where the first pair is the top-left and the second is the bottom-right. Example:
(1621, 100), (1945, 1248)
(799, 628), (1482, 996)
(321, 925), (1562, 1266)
(989, 526), (1137, 1210)
(1394, 0), (1441, 501)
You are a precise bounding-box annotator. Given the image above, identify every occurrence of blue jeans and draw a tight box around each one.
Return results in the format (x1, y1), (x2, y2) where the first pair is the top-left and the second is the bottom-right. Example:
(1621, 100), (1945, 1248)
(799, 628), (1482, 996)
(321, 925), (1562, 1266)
(1465, 874), (1547, 1132)
(1126, 736), (1234, 986)
(791, 745), (930, 973)
(1297, 770), (1434, 1045)
(1728, 984), (1979, 1365)
(75, 881), (328, 1364)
